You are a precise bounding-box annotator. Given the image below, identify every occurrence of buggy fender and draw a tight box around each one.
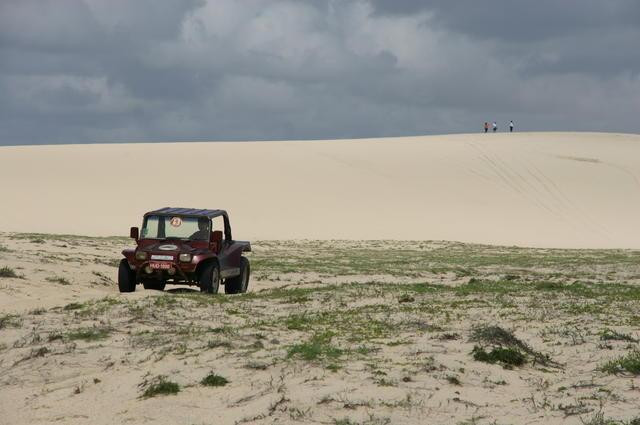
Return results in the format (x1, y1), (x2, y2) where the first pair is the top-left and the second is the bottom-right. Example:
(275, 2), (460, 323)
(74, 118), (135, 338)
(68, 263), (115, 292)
(122, 248), (135, 262)
(194, 254), (219, 276)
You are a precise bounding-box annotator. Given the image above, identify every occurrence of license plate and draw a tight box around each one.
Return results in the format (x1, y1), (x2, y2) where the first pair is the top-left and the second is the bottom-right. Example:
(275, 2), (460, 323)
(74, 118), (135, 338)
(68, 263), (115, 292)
(151, 255), (174, 261)
(150, 262), (172, 270)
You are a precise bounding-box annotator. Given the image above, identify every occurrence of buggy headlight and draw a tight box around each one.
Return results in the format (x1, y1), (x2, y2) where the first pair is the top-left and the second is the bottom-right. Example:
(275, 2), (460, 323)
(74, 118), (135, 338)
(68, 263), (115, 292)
(179, 253), (192, 262)
(135, 251), (148, 260)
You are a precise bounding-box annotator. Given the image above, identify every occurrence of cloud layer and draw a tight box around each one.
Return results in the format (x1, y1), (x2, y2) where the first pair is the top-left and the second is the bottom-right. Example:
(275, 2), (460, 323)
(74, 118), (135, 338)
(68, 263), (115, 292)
(1, 0), (638, 145)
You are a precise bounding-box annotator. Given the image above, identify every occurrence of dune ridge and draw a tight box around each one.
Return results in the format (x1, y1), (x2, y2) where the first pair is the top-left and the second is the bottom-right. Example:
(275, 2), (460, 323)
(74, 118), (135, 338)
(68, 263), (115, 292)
(1, 132), (639, 248)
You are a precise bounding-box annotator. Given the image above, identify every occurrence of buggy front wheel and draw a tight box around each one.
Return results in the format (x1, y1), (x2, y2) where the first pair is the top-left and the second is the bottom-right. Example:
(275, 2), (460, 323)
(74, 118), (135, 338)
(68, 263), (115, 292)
(118, 259), (136, 293)
(199, 263), (220, 294)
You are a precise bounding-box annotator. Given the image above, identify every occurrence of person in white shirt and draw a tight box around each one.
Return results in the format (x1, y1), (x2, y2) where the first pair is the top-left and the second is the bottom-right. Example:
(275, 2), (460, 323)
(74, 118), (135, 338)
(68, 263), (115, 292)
(509, 121), (514, 132)
(492, 122), (497, 132)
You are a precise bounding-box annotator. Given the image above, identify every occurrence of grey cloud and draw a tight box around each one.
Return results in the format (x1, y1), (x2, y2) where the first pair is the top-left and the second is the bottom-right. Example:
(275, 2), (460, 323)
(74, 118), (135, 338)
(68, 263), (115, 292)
(0, 0), (638, 145)
(371, 1), (640, 40)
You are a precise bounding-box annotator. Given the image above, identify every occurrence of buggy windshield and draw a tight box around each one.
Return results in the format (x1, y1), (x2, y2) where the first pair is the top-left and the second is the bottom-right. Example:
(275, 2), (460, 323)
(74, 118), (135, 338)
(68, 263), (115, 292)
(141, 215), (210, 241)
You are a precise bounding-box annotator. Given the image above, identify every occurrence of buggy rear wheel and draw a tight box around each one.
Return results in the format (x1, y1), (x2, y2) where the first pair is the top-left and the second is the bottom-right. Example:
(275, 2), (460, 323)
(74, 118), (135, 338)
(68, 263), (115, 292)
(118, 259), (136, 293)
(225, 257), (250, 294)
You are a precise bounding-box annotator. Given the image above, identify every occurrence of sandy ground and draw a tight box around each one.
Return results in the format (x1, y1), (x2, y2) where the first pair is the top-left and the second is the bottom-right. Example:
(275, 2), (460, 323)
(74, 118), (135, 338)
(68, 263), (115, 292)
(0, 234), (277, 315)
(1, 234), (640, 424)
(1, 132), (639, 248)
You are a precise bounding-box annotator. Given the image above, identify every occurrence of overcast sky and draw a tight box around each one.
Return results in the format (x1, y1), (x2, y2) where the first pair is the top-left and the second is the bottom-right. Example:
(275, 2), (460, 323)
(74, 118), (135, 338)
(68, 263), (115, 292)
(1, 0), (639, 145)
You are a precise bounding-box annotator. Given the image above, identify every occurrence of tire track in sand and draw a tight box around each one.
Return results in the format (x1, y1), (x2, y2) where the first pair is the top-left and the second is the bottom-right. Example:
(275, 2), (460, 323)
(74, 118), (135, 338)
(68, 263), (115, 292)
(465, 141), (613, 242)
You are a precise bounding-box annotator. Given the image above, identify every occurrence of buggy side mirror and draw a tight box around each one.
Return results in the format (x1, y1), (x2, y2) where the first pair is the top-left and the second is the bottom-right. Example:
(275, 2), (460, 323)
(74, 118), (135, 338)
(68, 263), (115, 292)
(130, 227), (139, 240)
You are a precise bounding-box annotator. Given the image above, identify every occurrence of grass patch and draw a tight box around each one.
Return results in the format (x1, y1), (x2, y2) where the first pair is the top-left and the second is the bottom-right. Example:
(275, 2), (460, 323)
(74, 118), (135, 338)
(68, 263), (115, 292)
(438, 332), (460, 340)
(397, 294), (415, 303)
(287, 332), (343, 362)
(446, 375), (462, 385)
(141, 376), (180, 398)
(581, 412), (640, 425)
(333, 419), (358, 425)
(472, 345), (526, 366)
(470, 325), (530, 351)
(73, 297), (123, 317)
(9, 232), (128, 243)
(0, 313), (22, 329)
(0, 266), (19, 278)
(201, 373), (229, 387)
(46, 276), (71, 285)
(600, 328), (638, 343)
(600, 351), (640, 375)
(277, 307), (395, 343)
(470, 324), (556, 367)
(63, 302), (85, 311)
(207, 339), (233, 349)
(65, 327), (110, 342)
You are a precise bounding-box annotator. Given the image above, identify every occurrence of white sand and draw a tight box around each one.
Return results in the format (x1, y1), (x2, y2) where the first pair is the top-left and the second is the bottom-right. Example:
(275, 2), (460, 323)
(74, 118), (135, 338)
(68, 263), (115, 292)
(1, 132), (639, 248)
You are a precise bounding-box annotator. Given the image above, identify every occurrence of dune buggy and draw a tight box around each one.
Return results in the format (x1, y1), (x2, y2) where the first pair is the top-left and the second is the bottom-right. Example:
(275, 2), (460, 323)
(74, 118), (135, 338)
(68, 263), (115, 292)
(118, 207), (251, 294)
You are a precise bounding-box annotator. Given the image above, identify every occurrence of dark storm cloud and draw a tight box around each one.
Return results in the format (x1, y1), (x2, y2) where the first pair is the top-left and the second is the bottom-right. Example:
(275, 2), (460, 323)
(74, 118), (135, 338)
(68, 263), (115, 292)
(0, 0), (638, 145)
(371, 1), (640, 40)
(371, 0), (640, 78)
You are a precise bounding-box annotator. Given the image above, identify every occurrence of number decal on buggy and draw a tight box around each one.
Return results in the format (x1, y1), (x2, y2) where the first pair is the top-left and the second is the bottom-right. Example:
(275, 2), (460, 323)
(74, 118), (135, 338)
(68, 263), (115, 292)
(170, 217), (182, 227)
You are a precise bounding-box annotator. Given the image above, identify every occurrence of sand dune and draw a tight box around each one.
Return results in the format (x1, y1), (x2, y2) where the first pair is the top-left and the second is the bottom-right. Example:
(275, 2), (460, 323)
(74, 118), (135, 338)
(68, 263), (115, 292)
(1, 132), (639, 248)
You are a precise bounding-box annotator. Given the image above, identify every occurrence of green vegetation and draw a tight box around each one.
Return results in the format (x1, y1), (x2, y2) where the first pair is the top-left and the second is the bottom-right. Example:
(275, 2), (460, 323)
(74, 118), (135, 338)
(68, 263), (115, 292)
(64, 327), (111, 342)
(581, 412), (640, 425)
(141, 376), (180, 398)
(287, 332), (344, 363)
(279, 306), (395, 343)
(333, 419), (357, 425)
(46, 276), (71, 285)
(446, 375), (462, 385)
(207, 339), (233, 349)
(0, 266), (18, 278)
(9, 232), (129, 244)
(472, 346), (526, 366)
(600, 351), (640, 375)
(600, 328), (638, 342)
(4, 235), (640, 422)
(470, 325), (530, 352)
(63, 302), (85, 311)
(469, 324), (555, 367)
(69, 297), (123, 318)
(201, 373), (229, 387)
(0, 313), (22, 329)
(250, 240), (640, 279)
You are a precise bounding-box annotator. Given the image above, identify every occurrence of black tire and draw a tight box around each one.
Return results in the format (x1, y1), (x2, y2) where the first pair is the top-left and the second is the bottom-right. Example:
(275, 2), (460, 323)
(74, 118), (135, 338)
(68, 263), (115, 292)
(118, 259), (136, 293)
(143, 280), (166, 291)
(199, 262), (220, 294)
(225, 257), (250, 294)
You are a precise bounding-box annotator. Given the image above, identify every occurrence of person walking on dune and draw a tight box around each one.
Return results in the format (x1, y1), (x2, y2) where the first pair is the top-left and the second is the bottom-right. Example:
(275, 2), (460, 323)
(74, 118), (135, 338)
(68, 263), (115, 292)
(509, 120), (514, 132)
(492, 122), (497, 132)
(484, 122), (489, 133)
